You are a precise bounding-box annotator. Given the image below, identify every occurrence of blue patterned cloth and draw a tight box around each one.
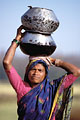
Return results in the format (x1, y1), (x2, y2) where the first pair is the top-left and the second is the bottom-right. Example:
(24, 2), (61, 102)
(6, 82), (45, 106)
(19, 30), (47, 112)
(17, 60), (72, 120)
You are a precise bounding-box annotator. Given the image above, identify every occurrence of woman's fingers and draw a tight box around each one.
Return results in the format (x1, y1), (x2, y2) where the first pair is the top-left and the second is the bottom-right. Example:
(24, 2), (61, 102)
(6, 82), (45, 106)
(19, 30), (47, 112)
(55, 59), (62, 67)
(15, 25), (26, 41)
(17, 25), (24, 35)
(49, 58), (62, 66)
(49, 57), (56, 64)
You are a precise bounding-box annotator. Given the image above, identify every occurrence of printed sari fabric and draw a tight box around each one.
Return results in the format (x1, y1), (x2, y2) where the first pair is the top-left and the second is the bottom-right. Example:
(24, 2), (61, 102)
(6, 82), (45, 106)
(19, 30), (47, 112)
(55, 85), (73, 120)
(17, 60), (73, 120)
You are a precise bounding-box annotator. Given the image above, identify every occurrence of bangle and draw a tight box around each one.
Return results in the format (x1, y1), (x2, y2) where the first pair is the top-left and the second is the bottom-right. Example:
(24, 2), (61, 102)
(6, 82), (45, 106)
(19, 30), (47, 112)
(12, 39), (20, 46)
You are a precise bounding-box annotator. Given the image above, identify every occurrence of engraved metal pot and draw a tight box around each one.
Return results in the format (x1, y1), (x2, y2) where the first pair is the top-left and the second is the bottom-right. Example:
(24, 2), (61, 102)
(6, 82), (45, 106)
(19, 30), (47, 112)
(21, 7), (59, 34)
(20, 32), (57, 56)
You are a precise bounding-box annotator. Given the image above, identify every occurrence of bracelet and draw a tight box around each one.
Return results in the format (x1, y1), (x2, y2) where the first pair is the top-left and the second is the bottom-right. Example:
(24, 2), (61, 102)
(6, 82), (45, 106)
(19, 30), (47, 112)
(12, 39), (20, 46)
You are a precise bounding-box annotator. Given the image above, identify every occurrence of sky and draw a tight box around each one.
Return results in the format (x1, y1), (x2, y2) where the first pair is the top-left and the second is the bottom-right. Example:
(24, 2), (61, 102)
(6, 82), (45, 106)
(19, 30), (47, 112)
(0, 0), (80, 57)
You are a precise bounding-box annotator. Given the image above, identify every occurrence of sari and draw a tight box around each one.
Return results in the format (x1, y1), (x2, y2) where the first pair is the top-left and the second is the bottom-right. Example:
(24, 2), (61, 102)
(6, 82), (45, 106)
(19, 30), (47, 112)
(17, 60), (73, 120)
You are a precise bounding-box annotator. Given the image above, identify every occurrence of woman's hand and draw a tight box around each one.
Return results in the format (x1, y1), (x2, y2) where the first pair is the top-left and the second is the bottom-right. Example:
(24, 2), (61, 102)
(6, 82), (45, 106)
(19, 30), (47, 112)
(3, 25), (26, 70)
(54, 59), (63, 67)
(49, 57), (62, 66)
(49, 57), (56, 65)
(15, 25), (26, 41)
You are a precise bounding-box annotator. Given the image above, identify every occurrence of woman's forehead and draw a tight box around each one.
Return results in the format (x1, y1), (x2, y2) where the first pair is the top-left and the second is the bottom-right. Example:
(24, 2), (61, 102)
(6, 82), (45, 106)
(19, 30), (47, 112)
(32, 63), (45, 69)
(26, 60), (48, 73)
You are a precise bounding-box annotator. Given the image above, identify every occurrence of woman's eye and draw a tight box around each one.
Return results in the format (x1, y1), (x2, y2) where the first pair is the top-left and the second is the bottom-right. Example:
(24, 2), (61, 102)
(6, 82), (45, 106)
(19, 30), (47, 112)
(38, 69), (42, 72)
(31, 69), (42, 72)
(31, 69), (35, 71)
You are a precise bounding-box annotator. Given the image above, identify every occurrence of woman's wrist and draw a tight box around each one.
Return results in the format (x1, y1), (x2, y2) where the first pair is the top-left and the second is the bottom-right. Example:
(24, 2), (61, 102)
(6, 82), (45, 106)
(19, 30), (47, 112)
(12, 39), (20, 47)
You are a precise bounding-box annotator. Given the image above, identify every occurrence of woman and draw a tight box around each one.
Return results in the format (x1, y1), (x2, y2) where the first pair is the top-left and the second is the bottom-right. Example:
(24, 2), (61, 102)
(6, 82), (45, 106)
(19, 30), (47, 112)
(3, 25), (80, 120)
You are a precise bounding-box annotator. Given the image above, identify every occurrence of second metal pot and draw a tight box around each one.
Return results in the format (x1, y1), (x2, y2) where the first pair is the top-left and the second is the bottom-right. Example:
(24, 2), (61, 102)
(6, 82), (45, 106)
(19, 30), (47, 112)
(20, 32), (57, 56)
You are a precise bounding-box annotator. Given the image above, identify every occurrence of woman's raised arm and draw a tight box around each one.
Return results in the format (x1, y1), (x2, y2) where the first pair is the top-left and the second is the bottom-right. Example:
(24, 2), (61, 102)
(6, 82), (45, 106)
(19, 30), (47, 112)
(3, 25), (25, 71)
(50, 58), (80, 77)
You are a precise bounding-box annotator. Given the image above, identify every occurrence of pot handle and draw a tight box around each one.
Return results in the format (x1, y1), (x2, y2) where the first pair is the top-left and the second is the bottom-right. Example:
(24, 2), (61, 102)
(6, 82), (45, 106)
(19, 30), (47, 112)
(28, 6), (32, 9)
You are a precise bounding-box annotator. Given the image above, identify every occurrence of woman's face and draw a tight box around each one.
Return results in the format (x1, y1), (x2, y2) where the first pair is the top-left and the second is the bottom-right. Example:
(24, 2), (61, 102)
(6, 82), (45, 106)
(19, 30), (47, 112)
(28, 63), (46, 86)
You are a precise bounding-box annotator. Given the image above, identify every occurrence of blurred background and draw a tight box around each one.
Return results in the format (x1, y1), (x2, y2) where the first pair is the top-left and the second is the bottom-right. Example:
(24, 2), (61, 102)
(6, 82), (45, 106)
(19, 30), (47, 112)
(0, 0), (80, 120)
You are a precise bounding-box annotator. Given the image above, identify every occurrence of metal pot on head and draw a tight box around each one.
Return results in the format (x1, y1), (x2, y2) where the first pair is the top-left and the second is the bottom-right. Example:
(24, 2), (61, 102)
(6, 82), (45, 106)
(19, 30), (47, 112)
(20, 32), (57, 56)
(20, 7), (59, 56)
(21, 7), (59, 34)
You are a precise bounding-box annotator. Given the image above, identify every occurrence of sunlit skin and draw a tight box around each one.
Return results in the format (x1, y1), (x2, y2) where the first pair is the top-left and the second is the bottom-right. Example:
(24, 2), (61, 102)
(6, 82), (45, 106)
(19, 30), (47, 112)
(28, 64), (46, 87)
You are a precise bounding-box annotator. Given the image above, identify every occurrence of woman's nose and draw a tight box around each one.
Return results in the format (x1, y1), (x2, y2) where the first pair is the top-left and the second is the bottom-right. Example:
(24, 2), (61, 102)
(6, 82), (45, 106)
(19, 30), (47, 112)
(34, 70), (38, 74)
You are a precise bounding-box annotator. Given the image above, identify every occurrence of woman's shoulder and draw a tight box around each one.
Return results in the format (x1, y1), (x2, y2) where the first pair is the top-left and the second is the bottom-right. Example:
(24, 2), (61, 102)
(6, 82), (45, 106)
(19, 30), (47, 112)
(49, 74), (66, 86)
